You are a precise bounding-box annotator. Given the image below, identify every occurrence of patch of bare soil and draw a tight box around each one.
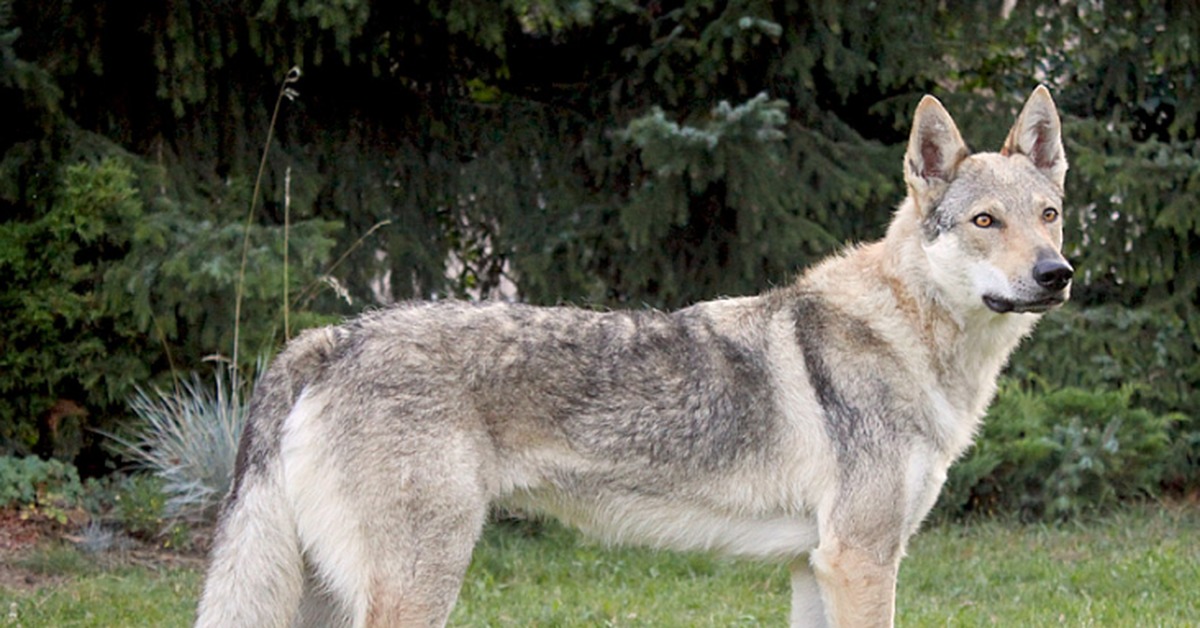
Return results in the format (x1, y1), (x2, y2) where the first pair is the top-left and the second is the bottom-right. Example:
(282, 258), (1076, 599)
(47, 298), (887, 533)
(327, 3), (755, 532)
(0, 509), (44, 552)
(0, 509), (65, 591)
(0, 551), (69, 592)
(0, 508), (205, 593)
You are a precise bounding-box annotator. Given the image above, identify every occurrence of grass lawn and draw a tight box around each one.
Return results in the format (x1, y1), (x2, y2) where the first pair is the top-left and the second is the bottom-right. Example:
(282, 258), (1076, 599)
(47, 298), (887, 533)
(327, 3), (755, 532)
(1, 504), (1196, 626)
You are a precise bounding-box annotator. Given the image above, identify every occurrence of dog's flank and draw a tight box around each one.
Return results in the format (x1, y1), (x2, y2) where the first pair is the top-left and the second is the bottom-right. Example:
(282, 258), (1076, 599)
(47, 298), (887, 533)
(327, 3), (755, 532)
(196, 86), (1071, 628)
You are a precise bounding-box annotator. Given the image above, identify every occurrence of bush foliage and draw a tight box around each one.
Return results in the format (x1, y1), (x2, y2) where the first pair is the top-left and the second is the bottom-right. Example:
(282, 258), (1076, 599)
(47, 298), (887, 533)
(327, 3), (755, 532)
(2, 0), (1198, 519)
(0, 455), (84, 524)
(1011, 306), (1200, 421)
(939, 382), (1191, 521)
(0, 155), (338, 460)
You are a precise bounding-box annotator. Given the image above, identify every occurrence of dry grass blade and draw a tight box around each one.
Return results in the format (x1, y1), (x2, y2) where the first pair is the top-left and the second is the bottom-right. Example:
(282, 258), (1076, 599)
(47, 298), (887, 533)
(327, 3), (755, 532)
(232, 66), (301, 367)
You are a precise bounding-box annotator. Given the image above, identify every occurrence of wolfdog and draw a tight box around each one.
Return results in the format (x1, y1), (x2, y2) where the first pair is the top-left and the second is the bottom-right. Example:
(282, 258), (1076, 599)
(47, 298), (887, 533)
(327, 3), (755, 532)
(196, 86), (1071, 627)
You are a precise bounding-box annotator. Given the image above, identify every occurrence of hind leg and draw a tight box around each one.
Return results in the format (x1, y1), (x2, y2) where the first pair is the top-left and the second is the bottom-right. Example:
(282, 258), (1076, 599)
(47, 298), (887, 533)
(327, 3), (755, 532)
(283, 404), (489, 625)
(296, 463), (488, 627)
(359, 490), (487, 627)
(284, 385), (497, 626)
(293, 562), (351, 628)
(301, 425), (490, 627)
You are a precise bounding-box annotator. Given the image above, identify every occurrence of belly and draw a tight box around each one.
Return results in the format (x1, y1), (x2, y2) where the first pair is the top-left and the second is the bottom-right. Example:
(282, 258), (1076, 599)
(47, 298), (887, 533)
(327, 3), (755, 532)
(501, 489), (819, 561)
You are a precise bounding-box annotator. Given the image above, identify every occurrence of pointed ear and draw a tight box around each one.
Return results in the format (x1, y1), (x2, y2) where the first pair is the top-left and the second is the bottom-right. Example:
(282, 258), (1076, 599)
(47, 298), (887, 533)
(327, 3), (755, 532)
(1001, 85), (1067, 189)
(904, 95), (969, 214)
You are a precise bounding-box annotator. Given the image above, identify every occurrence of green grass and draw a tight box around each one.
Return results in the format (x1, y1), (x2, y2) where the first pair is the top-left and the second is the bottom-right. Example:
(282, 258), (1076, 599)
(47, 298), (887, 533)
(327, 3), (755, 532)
(1, 505), (1196, 626)
(901, 506), (1200, 625)
(451, 519), (788, 626)
(0, 547), (201, 627)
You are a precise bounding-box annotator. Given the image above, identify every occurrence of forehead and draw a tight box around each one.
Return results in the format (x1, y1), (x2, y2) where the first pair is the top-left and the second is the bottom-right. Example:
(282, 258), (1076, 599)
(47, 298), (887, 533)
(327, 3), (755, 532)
(944, 153), (1063, 212)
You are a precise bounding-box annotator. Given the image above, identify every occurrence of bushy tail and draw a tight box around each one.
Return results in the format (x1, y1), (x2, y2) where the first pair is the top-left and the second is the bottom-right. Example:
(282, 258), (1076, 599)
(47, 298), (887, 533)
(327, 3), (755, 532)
(195, 328), (340, 628)
(195, 458), (302, 627)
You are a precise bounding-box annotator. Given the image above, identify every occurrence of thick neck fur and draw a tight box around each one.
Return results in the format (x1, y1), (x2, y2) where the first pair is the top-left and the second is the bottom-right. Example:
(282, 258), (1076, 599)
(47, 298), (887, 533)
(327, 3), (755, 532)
(890, 199), (1038, 412)
(795, 198), (1038, 456)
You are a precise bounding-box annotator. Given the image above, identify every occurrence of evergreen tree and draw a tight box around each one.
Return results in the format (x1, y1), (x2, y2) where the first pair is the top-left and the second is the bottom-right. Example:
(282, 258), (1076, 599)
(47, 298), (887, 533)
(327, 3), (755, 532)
(2, 0), (1198, 461)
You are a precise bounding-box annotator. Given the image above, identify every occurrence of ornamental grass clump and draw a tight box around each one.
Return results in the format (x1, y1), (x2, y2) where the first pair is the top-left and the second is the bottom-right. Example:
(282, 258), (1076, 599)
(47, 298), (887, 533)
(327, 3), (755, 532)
(110, 364), (258, 524)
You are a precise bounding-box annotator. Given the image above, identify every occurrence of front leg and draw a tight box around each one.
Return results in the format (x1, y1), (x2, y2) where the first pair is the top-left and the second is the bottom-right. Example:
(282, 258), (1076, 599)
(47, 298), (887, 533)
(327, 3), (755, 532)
(810, 537), (900, 628)
(789, 557), (828, 628)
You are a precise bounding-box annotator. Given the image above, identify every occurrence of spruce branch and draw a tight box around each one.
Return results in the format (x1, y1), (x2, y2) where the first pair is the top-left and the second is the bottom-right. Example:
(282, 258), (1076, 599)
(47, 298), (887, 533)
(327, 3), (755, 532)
(292, 219), (392, 310)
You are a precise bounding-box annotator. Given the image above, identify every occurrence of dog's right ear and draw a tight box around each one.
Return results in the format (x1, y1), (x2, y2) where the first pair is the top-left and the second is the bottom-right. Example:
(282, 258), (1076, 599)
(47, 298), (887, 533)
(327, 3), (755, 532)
(904, 95), (969, 215)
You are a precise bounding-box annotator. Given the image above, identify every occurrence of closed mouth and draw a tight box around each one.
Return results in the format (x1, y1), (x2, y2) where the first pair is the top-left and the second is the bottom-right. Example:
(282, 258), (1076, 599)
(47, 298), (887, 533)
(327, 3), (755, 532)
(982, 294), (1066, 314)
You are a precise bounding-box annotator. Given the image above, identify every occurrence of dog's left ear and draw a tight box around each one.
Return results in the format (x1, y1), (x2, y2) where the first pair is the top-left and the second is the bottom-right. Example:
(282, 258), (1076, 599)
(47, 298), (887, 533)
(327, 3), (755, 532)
(905, 95), (969, 215)
(1001, 85), (1067, 190)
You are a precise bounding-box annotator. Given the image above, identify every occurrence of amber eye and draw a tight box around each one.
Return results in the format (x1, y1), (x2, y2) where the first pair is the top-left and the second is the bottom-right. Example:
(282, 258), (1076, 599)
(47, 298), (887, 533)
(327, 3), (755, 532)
(972, 214), (995, 228)
(1042, 207), (1059, 223)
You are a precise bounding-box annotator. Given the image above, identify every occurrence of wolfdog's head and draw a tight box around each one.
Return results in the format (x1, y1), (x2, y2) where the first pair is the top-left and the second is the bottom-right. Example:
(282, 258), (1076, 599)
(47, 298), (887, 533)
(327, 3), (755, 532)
(903, 86), (1072, 315)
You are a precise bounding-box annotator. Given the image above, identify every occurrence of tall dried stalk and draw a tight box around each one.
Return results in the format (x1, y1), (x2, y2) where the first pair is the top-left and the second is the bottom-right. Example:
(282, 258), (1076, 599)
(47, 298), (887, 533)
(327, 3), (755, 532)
(283, 165), (291, 341)
(232, 66), (300, 368)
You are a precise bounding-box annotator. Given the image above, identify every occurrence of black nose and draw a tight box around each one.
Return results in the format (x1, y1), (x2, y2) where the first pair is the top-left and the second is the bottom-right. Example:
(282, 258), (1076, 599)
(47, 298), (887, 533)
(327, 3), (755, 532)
(1033, 258), (1073, 291)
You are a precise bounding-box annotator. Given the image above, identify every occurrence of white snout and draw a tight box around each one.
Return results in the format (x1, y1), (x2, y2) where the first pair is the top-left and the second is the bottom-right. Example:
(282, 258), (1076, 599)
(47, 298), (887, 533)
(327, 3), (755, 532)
(922, 238), (1011, 312)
